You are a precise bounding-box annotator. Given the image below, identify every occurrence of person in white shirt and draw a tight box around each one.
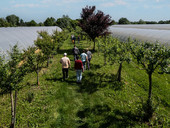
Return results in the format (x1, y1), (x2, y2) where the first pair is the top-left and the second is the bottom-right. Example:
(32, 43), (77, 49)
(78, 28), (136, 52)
(60, 53), (71, 81)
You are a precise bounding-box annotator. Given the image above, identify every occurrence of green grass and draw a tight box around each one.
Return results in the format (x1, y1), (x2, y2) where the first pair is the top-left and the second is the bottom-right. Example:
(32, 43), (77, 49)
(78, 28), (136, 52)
(0, 38), (169, 128)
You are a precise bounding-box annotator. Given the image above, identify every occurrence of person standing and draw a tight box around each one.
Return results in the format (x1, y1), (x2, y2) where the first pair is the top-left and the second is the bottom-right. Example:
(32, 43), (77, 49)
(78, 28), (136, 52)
(80, 50), (88, 70)
(86, 48), (92, 70)
(72, 45), (80, 61)
(60, 53), (71, 81)
(74, 56), (84, 83)
(77, 35), (80, 44)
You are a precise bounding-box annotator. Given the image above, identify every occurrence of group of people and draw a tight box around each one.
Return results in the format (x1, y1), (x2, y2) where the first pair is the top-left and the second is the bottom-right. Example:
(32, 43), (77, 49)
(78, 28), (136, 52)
(71, 35), (80, 44)
(60, 45), (92, 83)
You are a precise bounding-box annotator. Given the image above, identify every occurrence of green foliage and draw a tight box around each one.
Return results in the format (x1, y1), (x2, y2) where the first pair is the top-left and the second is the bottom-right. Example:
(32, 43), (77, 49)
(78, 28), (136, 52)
(56, 15), (77, 30)
(0, 18), (10, 27)
(44, 17), (56, 26)
(118, 17), (130, 24)
(0, 45), (26, 92)
(35, 31), (54, 58)
(25, 20), (37, 26)
(23, 46), (45, 85)
(98, 36), (131, 82)
(0, 33), (169, 128)
(130, 41), (170, 75)
(129, 41), (170, 120)
(52, 30), (66, 50)
(6, 14), (19, 26)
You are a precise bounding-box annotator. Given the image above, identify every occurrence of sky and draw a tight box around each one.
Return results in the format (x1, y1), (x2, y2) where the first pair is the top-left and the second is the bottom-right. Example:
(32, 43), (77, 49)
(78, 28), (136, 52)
(0, 0), (170, 23)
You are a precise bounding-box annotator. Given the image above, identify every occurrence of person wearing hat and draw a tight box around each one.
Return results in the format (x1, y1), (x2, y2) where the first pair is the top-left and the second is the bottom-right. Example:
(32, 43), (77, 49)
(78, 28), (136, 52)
(60, 53), (71, 81)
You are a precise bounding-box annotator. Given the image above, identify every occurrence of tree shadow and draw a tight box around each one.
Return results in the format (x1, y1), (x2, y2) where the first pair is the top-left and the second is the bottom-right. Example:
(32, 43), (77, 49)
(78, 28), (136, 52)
(77, 71), (124, 94)
(99, 109), (140, 128)
(90, 63), (102, 70)
(77, 105), (140, 128)
(77, 71), (99, 94)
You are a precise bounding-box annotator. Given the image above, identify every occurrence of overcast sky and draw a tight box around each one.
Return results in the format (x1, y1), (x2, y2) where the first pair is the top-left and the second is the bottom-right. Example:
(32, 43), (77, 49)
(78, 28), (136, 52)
(0, 0), (170, 22)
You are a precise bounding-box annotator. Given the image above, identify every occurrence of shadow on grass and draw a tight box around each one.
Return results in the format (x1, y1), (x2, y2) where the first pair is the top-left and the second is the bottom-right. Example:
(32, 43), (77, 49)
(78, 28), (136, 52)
(45, 72), (78, 86)
(77, 71), (99, 94)
(77, 71), (124, 94)
(77, 105), (139, 128)
(90, 63), (102, 70)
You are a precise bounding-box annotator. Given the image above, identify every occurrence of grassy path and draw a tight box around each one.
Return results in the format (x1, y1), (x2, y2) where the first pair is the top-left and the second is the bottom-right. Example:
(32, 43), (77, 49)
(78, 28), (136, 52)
(0, 39), (169, 127)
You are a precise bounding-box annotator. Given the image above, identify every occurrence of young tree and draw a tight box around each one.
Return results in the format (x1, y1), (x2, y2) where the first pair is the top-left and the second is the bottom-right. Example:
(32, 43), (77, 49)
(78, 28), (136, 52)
(23, 47), (45, 86)
(108, 37), (131, 82)
(130, 42), (170, 120)
(79, 5), (113, 51)
(34, 31), (54, 67)
(52, 30), (66, 51)
(0, 45), (27, 128)
(97, 36), (113, 65)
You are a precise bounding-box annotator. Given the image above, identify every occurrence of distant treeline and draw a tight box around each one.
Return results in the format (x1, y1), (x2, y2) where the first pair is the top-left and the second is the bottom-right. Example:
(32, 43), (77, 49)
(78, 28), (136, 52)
(115, 17), (170, 25)
(0, 15), (170, 28)
(0, 14), (79, 30)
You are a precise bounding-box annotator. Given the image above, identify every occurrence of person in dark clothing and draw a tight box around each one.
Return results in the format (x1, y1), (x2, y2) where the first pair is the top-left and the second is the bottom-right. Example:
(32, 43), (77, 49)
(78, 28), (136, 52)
(86, 48), (92, 70)
(77, 35), (80, 44)
(74, 56), (84, 83)
(72, 45), (80, 61)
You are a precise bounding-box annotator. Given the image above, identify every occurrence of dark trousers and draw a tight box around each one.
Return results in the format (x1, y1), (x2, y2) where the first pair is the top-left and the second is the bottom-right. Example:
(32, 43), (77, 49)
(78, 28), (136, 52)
(62, 68), (68, 80)
(87, 58), (91, 70)
(74, 54), (78, 61)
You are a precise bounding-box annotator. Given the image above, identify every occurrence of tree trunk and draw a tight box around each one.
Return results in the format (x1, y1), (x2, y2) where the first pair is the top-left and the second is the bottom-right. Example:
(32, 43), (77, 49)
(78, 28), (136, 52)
(145, 73), (153, 121)
(117, 63), (122, 82)
(37, 64), (39, 86)
(47, 57), (50, 67)
(10, 91), (15, 128)
(14, 90), (17, 127)
(93, 39), (96, 51)
(104, 52), (107, 65)
(148, 73), (152, 102)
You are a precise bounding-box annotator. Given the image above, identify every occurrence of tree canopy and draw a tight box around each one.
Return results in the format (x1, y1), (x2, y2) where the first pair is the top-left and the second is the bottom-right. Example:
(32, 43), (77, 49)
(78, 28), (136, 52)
(118, 17), (130, 24)
(79, 5), (113, 51)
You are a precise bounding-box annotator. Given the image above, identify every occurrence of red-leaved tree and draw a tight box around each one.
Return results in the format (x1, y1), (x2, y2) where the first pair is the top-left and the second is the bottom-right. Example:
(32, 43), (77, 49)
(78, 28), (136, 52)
(79, 5), (113, 51)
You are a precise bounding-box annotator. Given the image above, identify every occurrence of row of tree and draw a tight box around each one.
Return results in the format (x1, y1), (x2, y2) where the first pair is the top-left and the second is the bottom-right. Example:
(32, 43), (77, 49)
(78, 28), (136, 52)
(97, 35), (170, 121)
(0, 5), (169, 127)
(79, 6), (170, 122)
(0, 14), (78, 30)
(118, 17), (170, 24)
(1, 14), (169, 28)
(0, 29), (67, 128)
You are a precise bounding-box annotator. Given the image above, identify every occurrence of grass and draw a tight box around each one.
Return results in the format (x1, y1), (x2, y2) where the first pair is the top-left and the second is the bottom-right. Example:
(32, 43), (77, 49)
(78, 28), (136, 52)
(0, 37), (169, 128)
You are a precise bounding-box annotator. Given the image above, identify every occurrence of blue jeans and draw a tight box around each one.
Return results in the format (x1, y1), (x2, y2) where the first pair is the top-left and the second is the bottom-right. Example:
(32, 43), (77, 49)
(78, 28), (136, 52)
(76, 70), (82, 82)
(82, 61), (86, 70)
